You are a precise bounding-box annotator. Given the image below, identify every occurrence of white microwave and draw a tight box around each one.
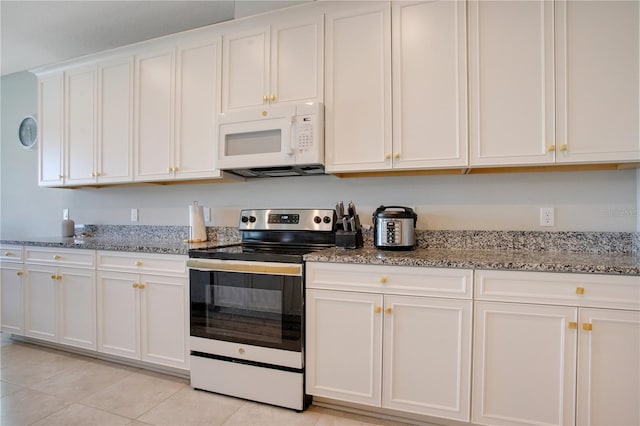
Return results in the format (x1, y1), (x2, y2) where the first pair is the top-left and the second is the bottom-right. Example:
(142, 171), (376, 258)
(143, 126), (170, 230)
(216, 103), (324, 178)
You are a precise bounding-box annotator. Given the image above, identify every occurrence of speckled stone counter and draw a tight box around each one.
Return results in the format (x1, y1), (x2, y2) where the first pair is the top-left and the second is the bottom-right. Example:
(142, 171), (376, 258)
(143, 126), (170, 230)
(0, 225), (241, 255)
(3, 226), (639, 275)
(304, 247), (640, 276)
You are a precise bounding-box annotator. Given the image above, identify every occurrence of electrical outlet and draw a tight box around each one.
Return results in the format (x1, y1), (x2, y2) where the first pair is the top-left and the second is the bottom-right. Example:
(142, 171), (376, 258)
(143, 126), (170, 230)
(63, 209), (69, 220)
(540, 207), (555, 227)
(204, 207), (211, 223)
(131, 208), (139, 222)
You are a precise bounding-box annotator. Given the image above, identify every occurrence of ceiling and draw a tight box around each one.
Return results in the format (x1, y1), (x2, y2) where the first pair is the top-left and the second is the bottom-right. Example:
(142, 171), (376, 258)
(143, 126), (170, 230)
(0, 0), (303, 77)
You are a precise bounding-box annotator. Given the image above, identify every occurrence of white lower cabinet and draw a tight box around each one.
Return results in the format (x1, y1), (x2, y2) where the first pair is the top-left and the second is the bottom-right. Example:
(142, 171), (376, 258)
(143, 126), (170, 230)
(306, 262), (472, 422)
(577, 308), (640, 426)
(22, 248), (96, 350)
(97, 251), (188, 370)
(473, 270), (640, 426)
(1, 246), (25, 335)
(306, 289), (383, 406)
(472, 301), (577, 426)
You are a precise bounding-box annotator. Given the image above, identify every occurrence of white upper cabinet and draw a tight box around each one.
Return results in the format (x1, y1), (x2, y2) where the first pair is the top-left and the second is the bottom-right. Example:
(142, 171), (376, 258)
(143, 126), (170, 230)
(555, 0), (640, 163)
(222, 26), (269, 111)
(324, 1), (392, 173)
(65, 65), (97, 186)
(174, 37), (222, 180)
(97, 57), (134, 184)
(65, 58), (133, 186)
(469, 0), (639, 168)
(392, 0), (468, 170)
(135, 37), (223, 182)
(222, 10), (323, 112)
(38, 72), (64, 186)
(134, 48), (176, 181)
(469, 0), (555, 167)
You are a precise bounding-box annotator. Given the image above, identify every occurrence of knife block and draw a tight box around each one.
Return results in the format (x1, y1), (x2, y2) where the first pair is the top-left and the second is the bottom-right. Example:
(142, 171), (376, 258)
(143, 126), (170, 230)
(335, 229), (363, 249)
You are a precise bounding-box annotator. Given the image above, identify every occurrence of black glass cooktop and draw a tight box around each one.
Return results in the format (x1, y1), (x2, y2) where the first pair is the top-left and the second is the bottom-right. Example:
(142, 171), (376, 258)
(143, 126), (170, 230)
(188, 243), (330, 264)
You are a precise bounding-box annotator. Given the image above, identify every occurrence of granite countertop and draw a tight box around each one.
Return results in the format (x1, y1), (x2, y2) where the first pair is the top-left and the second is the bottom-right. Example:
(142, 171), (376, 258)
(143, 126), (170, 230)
(0, 236), (229, 255)
(3, 233), (640, 276)
(304, 246), (640, 276)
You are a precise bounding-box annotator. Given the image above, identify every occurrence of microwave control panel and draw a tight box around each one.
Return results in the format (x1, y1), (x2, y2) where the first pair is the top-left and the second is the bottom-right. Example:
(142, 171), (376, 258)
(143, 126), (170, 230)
(297, 116), (315, 154)
(294, 102), (323, 163)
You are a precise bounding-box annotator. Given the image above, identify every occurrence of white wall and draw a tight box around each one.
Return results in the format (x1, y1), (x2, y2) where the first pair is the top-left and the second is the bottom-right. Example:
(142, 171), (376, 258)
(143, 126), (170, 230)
(1, 71), (637, 239)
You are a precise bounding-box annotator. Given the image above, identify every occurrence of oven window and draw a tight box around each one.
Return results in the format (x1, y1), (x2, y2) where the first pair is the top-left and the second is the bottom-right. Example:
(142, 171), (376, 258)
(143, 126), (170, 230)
(190, 269), (302, 352)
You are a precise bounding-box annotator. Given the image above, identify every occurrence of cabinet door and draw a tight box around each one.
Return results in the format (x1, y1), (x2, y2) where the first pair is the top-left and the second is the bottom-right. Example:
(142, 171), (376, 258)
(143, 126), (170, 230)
(325, 2), (392, 173)
(38, 73), (64, 186)
(392, 0), (468, 169)
(468, 0), (555, 166)
(174, 37), (222, 180)
(306, 289), (383, 407)
(1, 264), (24, 335)
(134, 49), (175, 181)
(97, 57), (133, 183)
(97, 270), (139, 360)
(65, 65), (97, 185)
(472, 301), (577, 426)
(222, 26), (270, 111)
(58, 267), (96, 350)
(139, 274), (188, 369)
(24, 265), (57, 342)
(270, 14), (323, 105)
(577, 308), (640, 426)
(382, 295), (471, 421)
(556, 0), (640, 164)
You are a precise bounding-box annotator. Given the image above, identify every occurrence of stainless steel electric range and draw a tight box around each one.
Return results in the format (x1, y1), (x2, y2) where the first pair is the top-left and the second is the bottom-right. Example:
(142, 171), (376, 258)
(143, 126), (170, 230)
(187, 208), (336, 411)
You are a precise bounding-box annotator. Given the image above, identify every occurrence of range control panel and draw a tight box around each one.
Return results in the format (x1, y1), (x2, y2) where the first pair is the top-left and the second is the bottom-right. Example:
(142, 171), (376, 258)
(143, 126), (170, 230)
(239, 209), (335, 232)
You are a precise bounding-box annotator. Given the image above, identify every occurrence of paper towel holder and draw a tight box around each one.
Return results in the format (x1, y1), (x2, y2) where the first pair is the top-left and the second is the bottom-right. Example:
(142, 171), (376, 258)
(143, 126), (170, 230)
(185, 201), (208, 243)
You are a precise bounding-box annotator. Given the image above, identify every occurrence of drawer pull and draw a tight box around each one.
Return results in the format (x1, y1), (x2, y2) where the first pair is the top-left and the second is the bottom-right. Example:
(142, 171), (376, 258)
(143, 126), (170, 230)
(379, 276), (388, 284)
(568, 322), (577, 329)
(138, 283), (145, 289)
(51, 274), (57, 280)
(374, 306), (382, 314)
(56, 275), (63, 280)
(53, 255), (62, 260)
(135, 261), (143, 267)
(385, 308), (393, 315)
(576, 287), (585, 295)
(16, 271), (23, 276)
(4, 251), (12, 256)
(132, 282), (139, 288)
(238, 348), (245, 354)
(583, 323), (593, 331)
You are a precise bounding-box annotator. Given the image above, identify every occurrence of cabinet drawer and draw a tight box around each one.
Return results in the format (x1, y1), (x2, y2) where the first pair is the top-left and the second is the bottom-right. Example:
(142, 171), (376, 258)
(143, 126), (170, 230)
(25, 247), (95, 268)
(306, 262), (472, 299)
(475, 270), (640, 310)
(97, 251), (186, 275)
(0, 245), (24, 262)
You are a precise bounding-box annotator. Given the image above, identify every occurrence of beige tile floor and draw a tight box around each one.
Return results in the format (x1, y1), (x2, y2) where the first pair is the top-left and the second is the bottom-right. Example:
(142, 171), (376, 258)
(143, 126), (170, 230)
(0, 333), (410, 426)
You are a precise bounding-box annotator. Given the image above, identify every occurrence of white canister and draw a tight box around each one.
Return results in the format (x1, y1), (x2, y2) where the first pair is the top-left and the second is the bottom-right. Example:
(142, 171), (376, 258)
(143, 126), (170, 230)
(62, 219), (75, 238)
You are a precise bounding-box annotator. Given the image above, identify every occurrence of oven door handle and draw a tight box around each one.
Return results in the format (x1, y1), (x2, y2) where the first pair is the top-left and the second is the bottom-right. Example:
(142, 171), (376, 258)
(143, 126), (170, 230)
(187, 259), (302, 276)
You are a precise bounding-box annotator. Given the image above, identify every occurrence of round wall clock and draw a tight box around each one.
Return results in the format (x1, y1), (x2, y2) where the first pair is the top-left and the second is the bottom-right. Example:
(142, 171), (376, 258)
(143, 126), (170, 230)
(18, 115), (38, 150)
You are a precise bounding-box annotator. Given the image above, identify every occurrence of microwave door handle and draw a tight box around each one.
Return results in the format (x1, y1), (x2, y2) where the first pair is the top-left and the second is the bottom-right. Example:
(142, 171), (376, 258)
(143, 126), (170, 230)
(288, 117), (296, 156)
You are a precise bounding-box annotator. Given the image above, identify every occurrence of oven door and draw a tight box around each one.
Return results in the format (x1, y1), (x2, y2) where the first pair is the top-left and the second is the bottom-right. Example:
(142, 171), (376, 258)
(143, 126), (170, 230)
(188, 259), (303, 352)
